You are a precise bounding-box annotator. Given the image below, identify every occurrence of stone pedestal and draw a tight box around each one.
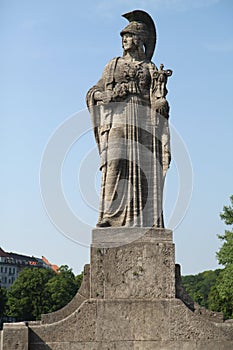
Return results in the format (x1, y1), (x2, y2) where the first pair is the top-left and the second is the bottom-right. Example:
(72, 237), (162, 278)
(91, 228), (175, 299)
(1, 323), (28, 350)
(1, 228), (233, 350)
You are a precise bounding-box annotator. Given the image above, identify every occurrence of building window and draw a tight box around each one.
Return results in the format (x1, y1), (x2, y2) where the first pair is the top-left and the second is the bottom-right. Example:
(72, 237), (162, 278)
(5, 267), (7, 273)
(0, 266), (3, 273)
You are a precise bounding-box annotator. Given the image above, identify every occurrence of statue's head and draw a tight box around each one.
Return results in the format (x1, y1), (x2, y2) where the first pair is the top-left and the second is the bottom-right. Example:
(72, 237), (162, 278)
(120, 21), (148, 58)
(120, 10), (156, 61)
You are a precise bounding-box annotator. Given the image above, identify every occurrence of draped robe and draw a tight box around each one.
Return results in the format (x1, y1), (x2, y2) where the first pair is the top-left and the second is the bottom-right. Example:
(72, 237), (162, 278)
(86, 57), (171, 228)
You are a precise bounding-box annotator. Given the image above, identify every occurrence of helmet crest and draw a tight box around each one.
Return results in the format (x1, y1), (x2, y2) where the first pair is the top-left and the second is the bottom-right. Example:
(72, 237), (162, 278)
(121, 10), (156, 60)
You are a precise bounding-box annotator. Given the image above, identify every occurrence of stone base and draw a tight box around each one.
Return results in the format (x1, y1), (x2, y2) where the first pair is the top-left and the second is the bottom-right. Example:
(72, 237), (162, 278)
(19, 299), (233, 349)
(1, 228), (233, 349)
(91, 228), (175, 299)
(1, 323), (28, 350)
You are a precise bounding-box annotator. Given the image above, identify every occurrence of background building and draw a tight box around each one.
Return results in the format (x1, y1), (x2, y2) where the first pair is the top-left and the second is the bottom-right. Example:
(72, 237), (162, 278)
(0, 247), (58, 289)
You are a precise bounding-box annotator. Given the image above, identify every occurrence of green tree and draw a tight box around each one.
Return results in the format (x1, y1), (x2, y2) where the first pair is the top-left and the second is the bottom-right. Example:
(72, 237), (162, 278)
(208, 265), (233, 318)
(6, 267), (55, 321)
(45, 265), (79, 312)
(208, 195), (233, 319)
(182, 269), (221, 308)
(219, 195), (233, 226)
(75, 271), (83, 290)
(0, 286), (7, 317)
(5, 265), (83, 322)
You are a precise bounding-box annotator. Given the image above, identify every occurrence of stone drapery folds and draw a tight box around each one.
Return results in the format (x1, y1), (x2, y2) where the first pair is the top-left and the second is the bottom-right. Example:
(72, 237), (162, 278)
(86, 10), (172, 228)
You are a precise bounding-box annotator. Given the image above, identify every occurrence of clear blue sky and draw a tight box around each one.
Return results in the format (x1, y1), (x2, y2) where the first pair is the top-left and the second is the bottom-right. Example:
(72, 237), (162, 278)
(1, 0), (233, 275)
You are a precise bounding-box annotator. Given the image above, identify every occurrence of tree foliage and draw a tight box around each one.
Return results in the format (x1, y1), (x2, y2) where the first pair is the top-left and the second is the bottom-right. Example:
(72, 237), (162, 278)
(219, 195), (233, 226)
(45, 265), (80, 312)
(6, 266), (83, 322)
(0, 286), (7, 317)
(6, 267), (55, 321)
(182, 269), (221, 308)
(75, 271), (83, 290)
(217, 230), (233, 266)
(182, 196), (233, 319)
(216, 196), (233, 266)
(208, 265), (233, 318)
(209, 195), (233, 319)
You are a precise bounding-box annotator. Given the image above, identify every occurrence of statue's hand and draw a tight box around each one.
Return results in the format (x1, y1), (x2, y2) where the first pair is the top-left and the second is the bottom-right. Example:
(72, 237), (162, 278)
(94, 90), (113, 104)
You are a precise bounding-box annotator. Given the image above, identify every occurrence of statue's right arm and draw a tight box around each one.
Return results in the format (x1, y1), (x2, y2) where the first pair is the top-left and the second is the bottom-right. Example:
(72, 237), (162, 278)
(86, 58), (118, 108)
(86, 78), (104, 110)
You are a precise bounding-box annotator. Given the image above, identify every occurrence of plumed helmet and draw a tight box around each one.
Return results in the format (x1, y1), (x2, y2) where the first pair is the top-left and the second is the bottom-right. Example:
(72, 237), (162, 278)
(120, 10), (156, 61)
(120, 21), (148, 41)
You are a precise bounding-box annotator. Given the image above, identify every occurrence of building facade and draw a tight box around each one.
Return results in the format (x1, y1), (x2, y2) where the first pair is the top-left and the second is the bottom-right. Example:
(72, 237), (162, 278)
(0, 247), (58, 289)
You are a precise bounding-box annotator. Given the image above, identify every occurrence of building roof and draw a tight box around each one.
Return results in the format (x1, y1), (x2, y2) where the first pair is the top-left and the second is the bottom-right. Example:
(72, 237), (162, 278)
(9, 252), (38, 262)
(0, 248), (58, 271)
(42, 256), (59, 273)
(0, 247), (10, 258)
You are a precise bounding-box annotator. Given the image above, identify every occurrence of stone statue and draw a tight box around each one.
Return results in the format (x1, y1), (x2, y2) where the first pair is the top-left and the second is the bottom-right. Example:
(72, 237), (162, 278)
(86, 10), (172, 228)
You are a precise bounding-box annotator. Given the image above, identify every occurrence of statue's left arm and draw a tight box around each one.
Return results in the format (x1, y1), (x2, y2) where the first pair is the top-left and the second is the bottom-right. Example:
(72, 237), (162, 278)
(149, 62), (173, 176)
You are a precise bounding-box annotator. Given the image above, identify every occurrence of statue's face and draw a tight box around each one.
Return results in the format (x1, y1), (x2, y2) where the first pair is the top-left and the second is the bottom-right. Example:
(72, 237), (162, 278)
(122, 33), (135, 51)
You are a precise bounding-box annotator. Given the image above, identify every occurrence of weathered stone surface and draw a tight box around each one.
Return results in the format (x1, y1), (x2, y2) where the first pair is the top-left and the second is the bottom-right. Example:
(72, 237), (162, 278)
(95, 299), (233, 342)
(20, 340), (233, 350)
(26, 299), (233, 349)
(175, 263), (195, 311)
(194, 302), (224, 323)
(1, 323), (28, 350)
(29, 300), (96, 345)
(2, 231), (233, 349)
(91, 228), (175, 299)
(92, 227), (173, 247)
